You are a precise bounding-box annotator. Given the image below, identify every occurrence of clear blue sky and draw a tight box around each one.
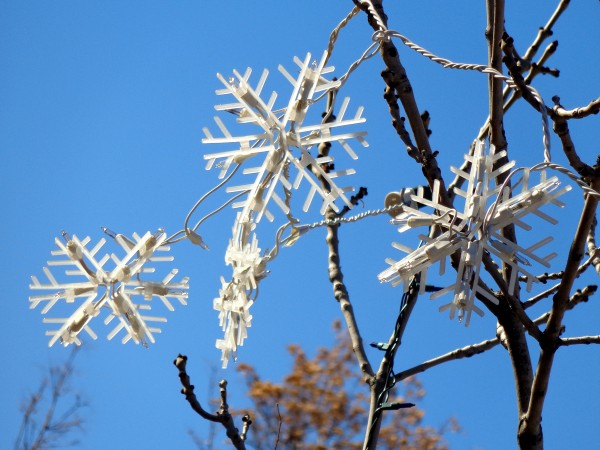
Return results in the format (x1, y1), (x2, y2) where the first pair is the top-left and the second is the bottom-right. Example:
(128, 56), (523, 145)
(2, 1), (599, 449)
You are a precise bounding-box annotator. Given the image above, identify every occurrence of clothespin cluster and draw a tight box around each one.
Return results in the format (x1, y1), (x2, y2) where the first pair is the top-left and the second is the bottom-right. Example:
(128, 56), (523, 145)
(214, 215), (269, 368)
(202, 52), (368, 224)
(379, 140), (571, 325)
(202, 53), (370, 364)
(29, 228), (188, 347)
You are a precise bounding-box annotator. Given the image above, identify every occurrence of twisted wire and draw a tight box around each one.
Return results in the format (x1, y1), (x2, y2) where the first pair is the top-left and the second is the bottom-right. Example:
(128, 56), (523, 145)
(281, 161), (298, 226)
(293, 163), (597, 248)
(335, 40), (381, 88)
(302, 204), (402, 230)
(324, 5), (361, 66)
(378, 30), (552, 163)
(359, 0), (387, 32)
(324, 17), (552, 162)
(531, 162), (600, 198)
(313, 39), (380, 105)
(314, 1), (384, 101)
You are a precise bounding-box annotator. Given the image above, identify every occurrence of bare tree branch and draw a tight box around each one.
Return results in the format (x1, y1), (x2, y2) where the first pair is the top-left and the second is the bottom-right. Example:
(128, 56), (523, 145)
(316, 91), (375, 381)
(395, 337), (500, 382)
(552, 97), (600, 120)
(380, 68), (419, 161)
(586, 216), (600, 275)
(14, 348), (86, 450)
(521, 0), (571, 62)
(523, 283), (561, 310)
(523, 250), (600, 310)
(520, 271), (563, 285)
(502, 34), (595, 178)
(450, 0), (566, 195)
(393, 279), (595, 385)
(482, 254), (544, 342)
(551, 114), (593, 177)
(324, 211), (376, 381)
(354, 0), (451, 209)
(559, 335), (600, 346)
(531, 285), (597, 330)
(523, 40), (559, 84)
(523, 175), (600, 448)
(173, 355), (249, 450)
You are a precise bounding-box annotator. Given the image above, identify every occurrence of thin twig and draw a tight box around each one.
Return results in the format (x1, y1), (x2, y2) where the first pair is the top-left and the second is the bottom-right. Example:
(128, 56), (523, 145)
(395, 337), (500, 382)
(531, 285), (598, 328)
(450, 0), (565, 195)
(274, 403), (282, 450)
(559, 335), (600, 346)
(14, 347), (86, 450)
(324, 207), (374, 381)
(552, 97), (600, 120)
(523, 251), (600, 309)
(522, 0), (571, 61)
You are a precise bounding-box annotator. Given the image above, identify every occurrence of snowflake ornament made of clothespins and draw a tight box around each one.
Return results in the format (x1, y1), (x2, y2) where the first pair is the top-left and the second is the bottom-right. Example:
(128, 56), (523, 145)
(29, 229), (189, 347)
(379, 140), (571, 326)
(202, 52), (368, 225)
(202, 52), (367, 366)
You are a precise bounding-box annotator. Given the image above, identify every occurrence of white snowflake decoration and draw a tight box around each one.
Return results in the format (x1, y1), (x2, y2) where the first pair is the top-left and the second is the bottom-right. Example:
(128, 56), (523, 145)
(202, 52), (368, 366)
(214, 216), (269, 368)
(379, 140), (571, 325)
(202, 52), (368, 224)
(30, 229), (189, 347)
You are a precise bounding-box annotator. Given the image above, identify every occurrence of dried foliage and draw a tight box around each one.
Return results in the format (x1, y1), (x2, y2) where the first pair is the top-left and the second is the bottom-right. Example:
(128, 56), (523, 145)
(235, 321), (457, 450)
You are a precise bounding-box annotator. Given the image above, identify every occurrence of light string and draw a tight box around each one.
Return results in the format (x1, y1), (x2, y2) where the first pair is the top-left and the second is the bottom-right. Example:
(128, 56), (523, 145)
(324, 5), (361, 66)
(364, 276), (418, 450)
(174, 3), (561, 253)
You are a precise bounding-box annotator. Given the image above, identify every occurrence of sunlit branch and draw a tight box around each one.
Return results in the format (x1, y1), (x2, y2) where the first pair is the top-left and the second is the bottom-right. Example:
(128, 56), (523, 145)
(503, 40), (559, 112)
(449, 0), (565, 195)
(380, 68), (419, 162)
(395, 337), (500, 382)
(559, 335), (600, 346)
(354, 0), (451, 209)
(523, 250), (599, 310)
(552, 97), (600, 120)
(586, 216), (600, 275)
(503, 34), (595, 179)
(531, 285), (597, 329)
(316, 92), (375, 381)
(522, 0), (571, 61)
